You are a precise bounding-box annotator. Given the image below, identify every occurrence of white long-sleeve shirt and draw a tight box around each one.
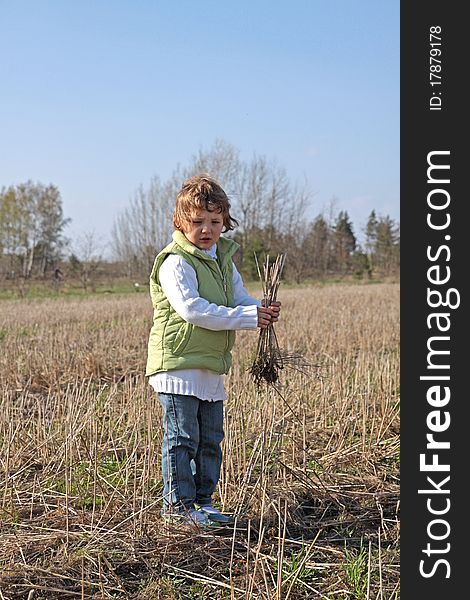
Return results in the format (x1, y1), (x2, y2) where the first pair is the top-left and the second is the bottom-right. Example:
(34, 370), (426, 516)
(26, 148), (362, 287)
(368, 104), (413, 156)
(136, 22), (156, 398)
(149, 244), (260, 401)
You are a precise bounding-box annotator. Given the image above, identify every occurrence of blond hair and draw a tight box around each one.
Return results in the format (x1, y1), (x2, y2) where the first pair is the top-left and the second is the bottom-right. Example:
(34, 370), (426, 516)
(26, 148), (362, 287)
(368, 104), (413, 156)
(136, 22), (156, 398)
(173, 174), (239, 232)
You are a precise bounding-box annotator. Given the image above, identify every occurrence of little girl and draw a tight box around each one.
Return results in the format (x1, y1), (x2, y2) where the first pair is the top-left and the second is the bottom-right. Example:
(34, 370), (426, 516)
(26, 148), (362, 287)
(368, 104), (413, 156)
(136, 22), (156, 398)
(146, 174), (280, 527)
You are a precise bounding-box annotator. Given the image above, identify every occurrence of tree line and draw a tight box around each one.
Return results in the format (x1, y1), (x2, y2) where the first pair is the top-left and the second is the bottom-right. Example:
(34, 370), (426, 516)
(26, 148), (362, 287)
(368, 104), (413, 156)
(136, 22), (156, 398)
(110, 140), (399, 281)
(0, 140), (399, 288)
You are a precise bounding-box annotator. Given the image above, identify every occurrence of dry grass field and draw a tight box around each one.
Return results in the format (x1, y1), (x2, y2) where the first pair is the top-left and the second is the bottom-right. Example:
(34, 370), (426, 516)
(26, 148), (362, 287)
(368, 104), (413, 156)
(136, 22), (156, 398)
(0, 282), (399, 599)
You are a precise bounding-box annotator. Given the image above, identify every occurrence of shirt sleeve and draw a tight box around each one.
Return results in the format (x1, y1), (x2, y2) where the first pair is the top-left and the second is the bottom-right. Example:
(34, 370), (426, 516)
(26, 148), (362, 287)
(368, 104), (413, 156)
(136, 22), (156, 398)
(159, 254), (259, 331)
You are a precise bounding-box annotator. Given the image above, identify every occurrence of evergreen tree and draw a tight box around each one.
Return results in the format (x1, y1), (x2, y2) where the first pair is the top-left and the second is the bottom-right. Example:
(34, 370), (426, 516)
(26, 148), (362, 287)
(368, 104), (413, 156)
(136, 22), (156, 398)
(332, 210), (356, 274)
(375, 216), (400, 275)
(364, 210), (378, 276)
(302, 215), (332, 277)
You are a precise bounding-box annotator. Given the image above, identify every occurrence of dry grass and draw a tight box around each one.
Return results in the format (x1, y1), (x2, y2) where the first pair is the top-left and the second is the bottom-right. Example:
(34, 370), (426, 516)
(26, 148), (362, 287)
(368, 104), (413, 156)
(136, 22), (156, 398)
(0, 283), (400, 599)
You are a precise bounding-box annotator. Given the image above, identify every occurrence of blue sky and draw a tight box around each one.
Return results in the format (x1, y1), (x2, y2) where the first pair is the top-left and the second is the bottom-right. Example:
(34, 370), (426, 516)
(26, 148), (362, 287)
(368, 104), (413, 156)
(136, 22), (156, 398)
(1, 1), (399, 250)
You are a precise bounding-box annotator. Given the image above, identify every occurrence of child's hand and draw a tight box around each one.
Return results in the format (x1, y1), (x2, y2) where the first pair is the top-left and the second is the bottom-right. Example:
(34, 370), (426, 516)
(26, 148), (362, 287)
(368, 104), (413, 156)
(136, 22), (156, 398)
(257, 306), (273, 328)
(268, 300), (281, 323)
(257, 301), (281, 328)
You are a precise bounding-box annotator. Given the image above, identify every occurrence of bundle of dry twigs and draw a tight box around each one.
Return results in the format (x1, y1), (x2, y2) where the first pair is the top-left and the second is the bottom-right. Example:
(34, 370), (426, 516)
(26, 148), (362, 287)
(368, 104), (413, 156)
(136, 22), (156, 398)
(249, 253), (286, 386)
(250, 253), (311, 387)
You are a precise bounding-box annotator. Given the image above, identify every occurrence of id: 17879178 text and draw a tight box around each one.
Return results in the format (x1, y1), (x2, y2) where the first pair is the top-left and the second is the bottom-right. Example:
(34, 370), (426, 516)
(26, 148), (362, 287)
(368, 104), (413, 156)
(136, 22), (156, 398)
(429, 26), (442, 111)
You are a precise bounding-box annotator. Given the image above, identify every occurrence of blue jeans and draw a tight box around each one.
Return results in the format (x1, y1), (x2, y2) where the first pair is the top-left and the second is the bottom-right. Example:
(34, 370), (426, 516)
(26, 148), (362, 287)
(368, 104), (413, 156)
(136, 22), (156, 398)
(158, 393), (224, 512)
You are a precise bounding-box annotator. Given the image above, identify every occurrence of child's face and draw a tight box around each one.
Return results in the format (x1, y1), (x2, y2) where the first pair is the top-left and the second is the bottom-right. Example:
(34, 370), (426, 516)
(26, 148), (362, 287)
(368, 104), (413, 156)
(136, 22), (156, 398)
(180, 208), (224, 250)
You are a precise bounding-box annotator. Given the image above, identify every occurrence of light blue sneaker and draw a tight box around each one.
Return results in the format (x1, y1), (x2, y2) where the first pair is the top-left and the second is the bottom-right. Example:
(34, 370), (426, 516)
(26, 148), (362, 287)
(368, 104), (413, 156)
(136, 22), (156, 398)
(162, 507), (209, 528)
(197, 504), (235, 525)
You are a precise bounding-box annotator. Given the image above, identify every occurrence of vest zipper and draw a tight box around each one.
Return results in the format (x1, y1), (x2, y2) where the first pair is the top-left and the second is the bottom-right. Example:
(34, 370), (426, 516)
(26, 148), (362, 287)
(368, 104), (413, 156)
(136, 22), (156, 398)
(214, 261), (228, 303)
(215, 259), (229, 372)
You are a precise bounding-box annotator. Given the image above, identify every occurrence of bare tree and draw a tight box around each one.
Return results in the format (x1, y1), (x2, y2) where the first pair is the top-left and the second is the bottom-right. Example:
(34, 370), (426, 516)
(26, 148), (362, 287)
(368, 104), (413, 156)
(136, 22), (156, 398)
(69, 231), (103, 292)
(111, 176), (175, 277)
(187, 138), (242, 186)
(111, 139), (312, 279)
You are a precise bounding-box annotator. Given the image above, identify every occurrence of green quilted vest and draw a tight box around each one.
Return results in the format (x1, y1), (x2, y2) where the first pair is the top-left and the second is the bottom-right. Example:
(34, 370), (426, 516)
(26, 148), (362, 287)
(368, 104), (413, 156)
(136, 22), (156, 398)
(145, 230), (239, 376)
